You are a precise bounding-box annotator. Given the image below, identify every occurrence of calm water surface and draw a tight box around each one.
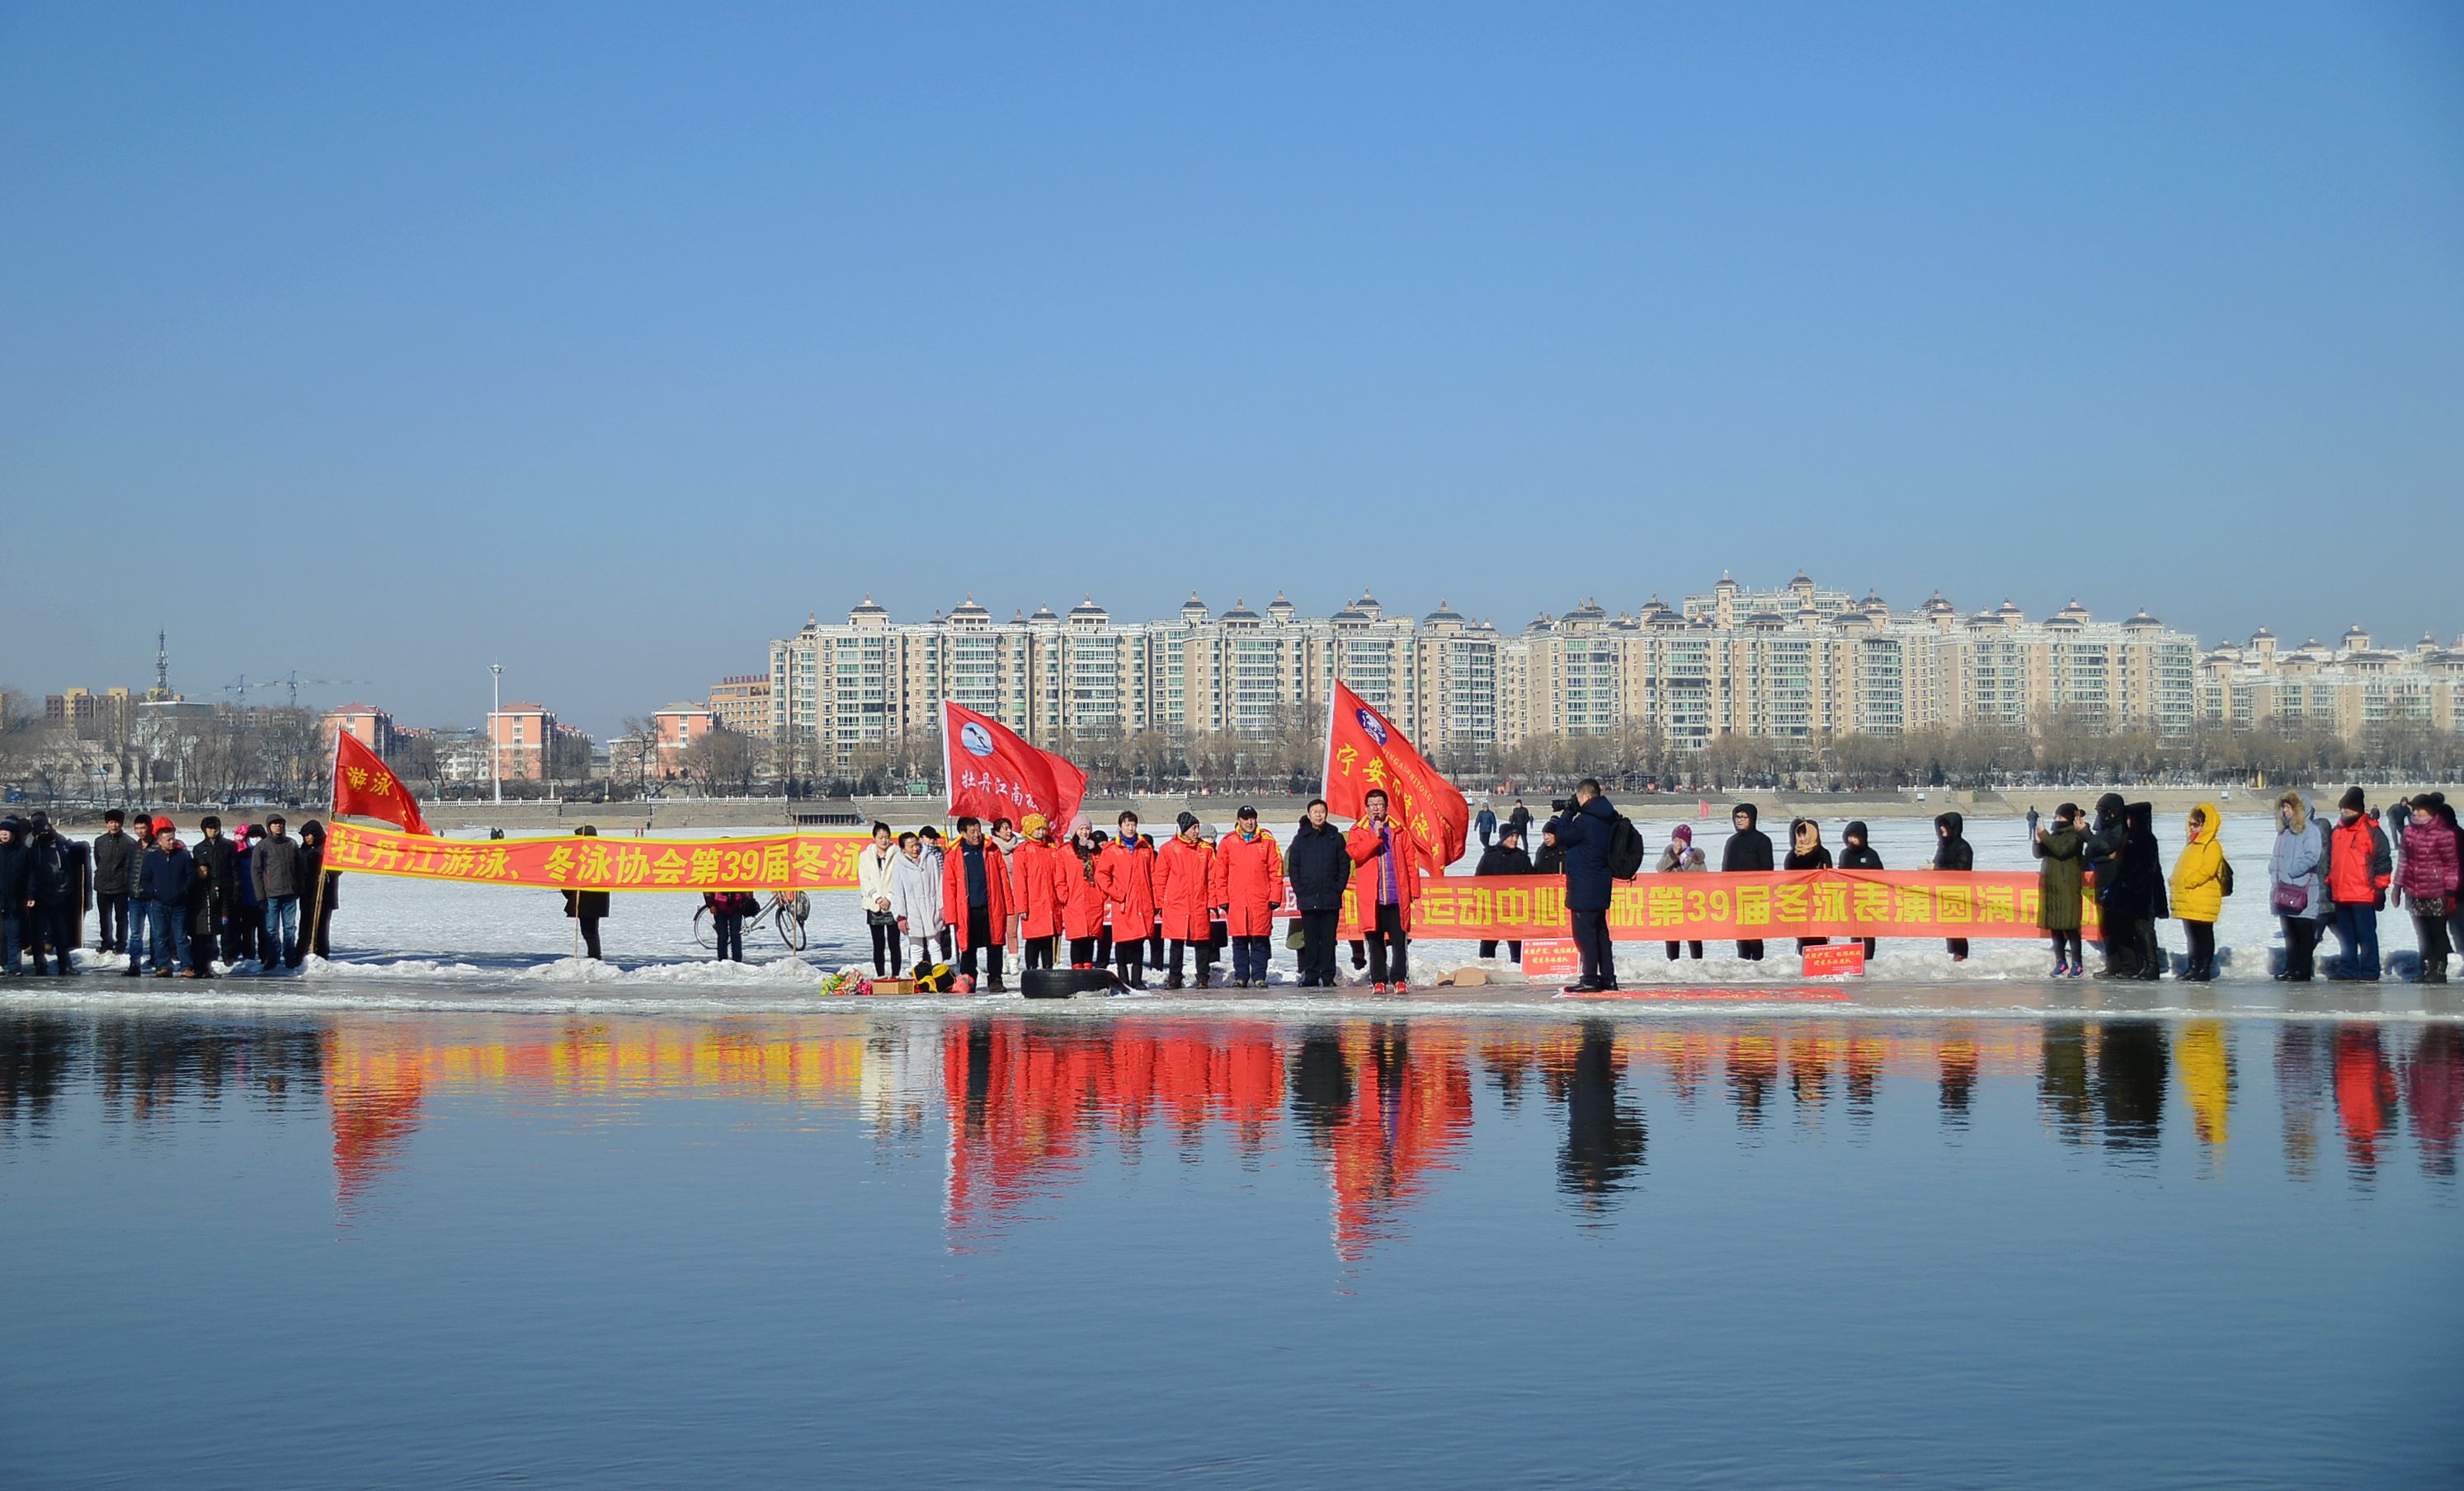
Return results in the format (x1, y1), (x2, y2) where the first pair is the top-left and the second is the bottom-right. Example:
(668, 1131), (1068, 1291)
(1, 1006), (2457, 1489)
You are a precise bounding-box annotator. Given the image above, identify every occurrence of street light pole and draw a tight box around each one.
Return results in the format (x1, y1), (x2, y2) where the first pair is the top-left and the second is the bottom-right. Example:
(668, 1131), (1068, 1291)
(490, 662), (503, 805)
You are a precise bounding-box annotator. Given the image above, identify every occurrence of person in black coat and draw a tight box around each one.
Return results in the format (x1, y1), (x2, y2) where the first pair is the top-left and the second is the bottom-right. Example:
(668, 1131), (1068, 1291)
(1934, 811), (1974, 962)
(24, 814), (88, 976)
(1722, 803), (1774, 960)
(562, 824), (611, 961)
(2082, 793), (2129, 976)
(2105, 802), (2168, 981)
(1548, 781), (1620, 992)
(1839, 820), (1882, 960)
(187, 816), (239, 976)
(1783, 819), (1832, 952)
(0, 817), (28, 976)
(298, 821), (338, 962)
(1286, 799), (1352, 988)
(1473, 824), (1534, 964)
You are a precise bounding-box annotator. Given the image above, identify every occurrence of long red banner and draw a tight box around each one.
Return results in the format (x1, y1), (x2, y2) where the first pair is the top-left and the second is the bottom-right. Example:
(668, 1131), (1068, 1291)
(326, 823), (2075, 942)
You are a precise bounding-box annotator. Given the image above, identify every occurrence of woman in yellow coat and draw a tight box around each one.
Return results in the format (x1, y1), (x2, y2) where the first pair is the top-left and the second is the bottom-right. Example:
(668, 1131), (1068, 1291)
(2169, 802), (2226, 981)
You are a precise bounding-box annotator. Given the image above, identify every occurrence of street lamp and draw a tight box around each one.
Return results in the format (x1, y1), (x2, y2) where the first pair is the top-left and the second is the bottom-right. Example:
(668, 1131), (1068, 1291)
(490, 662), (503, 805)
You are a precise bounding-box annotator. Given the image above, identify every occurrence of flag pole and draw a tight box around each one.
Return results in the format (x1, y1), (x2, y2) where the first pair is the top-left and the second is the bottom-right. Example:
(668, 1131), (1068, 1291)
(304, 724), (342, 967)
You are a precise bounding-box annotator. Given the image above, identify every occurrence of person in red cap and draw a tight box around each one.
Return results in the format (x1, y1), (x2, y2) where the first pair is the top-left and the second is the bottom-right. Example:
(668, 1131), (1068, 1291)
(1011, 813), (1064, 973)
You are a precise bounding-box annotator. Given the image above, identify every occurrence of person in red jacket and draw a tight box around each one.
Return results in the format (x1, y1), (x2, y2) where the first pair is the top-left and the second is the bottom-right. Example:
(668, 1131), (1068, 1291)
(941, 816), (1013, 993)
(1060, 816), (1110, 969)
(1010, 812), (1065, 973)
(1156, 811), (1220, 990)
(2325, 786), (2393, 981)
(1096, 811), (1157, 989)
(1218, 806), (1284, 988)
(1345, 788), (1422, 992)
(2395, 793), (2460, 985)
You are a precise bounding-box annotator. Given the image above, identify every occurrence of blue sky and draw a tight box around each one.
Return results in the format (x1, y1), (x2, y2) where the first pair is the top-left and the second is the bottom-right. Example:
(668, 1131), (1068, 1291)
(4, 2), (2460, 733)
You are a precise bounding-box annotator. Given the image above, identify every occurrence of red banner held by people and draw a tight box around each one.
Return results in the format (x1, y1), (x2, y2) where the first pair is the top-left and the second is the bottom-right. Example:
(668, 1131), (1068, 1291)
(1322, 680), (1468, 870)
(332, 729), (434, 835)
(942, 701), (1086, 830)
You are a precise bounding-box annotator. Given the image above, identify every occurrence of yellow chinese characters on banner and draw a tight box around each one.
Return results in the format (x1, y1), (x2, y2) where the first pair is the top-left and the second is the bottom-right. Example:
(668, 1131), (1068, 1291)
(1340, 871), (2085, 942)
(323, 822), (870, 891)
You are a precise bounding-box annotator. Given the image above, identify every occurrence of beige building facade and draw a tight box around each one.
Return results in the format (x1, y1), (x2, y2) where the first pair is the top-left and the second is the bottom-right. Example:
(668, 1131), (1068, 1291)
(763, 576), (2445, 768)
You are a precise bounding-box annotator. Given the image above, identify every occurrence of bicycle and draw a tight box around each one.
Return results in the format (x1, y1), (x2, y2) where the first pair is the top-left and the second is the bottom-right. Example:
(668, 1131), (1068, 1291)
(694, 891), (811, 953)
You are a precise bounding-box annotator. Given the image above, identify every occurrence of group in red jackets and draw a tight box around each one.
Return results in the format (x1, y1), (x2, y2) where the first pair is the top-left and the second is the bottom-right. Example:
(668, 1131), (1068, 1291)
(933, 793), (1423, 991)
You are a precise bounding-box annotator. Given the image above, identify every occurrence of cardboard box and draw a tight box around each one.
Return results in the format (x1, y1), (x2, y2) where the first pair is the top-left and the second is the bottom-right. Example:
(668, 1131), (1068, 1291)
(868, 977), (916, 995)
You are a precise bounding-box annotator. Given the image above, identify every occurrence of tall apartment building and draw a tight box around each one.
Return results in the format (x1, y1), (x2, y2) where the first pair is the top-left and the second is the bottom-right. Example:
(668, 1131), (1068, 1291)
(2198, 626), (2464, 736)
(324, 703), (398, 758)
(759, 576), (2415, 768)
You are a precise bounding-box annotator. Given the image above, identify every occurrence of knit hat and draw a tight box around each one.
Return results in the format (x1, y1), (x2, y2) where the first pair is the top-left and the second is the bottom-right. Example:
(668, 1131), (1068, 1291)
(1671, 824), (1692, 844)
(1070, 813), (1092, 835)
(1021, 812), (1048, 835)
(152, 816), (174, 835)
(2339, 786), (2367, 814)
(1175, 811), (1200, 832)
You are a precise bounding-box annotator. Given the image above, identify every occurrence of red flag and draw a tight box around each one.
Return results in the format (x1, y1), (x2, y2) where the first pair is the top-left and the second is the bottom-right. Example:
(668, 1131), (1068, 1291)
(332, 728), (434, 835)
(942, 702), (1086, 831)
(1322, 681), (1468, 869)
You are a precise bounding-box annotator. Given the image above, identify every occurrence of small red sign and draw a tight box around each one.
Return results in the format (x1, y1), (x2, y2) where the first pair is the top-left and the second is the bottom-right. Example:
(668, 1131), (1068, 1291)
(1801, 943), (1868, 978)
(1520, 941), (1581, 977)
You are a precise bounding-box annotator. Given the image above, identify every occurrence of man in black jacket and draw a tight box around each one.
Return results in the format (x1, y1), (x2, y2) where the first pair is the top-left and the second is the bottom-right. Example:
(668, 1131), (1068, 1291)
(1933, 811), (1974, 961)
(24, 814), (86, 976)
(1840, 820), (1882, 960)
(1548, 780), (1621, 992)
(190, 816), (239, 976)
(1286, 798), (1352, 988)
(2081, 793), (2129, 976)
(92, 809), (139, 954)
(1473, 823), (1534, 965)
(0, 817), (27, 976)
(1722, 803), (1774, 960)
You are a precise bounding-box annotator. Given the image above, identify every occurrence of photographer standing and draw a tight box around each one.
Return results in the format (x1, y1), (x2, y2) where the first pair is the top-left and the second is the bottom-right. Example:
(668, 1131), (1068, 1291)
(1548, 779), (1619, 994)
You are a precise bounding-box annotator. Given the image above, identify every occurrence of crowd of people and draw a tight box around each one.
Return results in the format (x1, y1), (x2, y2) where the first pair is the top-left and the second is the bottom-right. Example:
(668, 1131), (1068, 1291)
(853, 790), (1423, 991)
(0, 809), (339, 978)
(10, 783), (2462, 991)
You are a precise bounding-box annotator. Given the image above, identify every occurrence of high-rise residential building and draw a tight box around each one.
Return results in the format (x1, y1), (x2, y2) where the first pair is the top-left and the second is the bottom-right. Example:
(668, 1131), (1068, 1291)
(757, 576), (2445, 767)
(2198, 625), (2464, 737)
(44, 686), (136, 741)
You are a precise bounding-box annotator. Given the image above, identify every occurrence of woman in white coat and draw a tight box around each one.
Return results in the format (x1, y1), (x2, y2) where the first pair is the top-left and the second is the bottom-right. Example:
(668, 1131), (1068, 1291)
(856, 821), (902, 976)
(888, 830), (947, 976)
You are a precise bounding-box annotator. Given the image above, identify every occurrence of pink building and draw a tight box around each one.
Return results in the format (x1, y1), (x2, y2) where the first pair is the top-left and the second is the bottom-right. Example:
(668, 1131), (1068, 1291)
(487, 702), (556, 781)
(653, 704), (718, 779)
(324, 703), (397, 758)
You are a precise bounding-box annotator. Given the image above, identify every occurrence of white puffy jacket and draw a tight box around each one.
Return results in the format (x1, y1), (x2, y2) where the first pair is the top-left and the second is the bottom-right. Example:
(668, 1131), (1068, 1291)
(857, 842), (898, 915)
(888, 849), (945, 937)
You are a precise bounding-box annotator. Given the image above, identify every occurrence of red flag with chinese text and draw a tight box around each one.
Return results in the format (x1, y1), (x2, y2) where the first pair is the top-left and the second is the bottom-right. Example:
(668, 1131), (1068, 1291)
(1322, 680), (1468, 870)
(942, 701), (1087, 831)
(332, 728), (435, 835)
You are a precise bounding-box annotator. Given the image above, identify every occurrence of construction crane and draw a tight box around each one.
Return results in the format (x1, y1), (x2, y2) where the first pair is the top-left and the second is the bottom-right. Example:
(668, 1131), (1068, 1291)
(216, 672), (370, 710)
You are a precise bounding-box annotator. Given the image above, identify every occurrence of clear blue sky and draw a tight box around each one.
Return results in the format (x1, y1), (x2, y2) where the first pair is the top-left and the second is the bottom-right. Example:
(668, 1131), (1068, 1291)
(4, 2), (2460, 735)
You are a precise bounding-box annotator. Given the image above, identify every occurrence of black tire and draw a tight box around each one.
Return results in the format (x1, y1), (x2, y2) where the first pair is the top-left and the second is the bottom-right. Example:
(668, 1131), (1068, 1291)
(691, 905), (718, 950)
(776, 905), (808, 952)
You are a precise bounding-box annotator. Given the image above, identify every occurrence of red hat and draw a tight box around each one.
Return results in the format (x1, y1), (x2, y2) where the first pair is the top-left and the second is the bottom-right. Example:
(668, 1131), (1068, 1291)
(151, 816), (175, 835)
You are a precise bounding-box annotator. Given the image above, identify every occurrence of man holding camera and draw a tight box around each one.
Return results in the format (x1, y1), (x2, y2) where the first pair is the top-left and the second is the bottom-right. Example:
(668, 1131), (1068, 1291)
(1548, 779), (1620, 993)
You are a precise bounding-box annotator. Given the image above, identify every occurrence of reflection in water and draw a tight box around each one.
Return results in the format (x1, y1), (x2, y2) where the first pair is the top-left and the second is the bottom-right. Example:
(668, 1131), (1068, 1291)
(2335, 1026), (2398, 1180)
(1, 1013), (2455, 1250)
(2096, 1022), (2168, 1157)
(2404, 1026), (2461, 1178)
(1560, 1021), (1645, 1211)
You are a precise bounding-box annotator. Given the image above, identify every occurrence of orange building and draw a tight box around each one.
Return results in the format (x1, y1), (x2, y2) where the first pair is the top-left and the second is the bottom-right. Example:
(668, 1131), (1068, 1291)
(323, 703), (397, 758)
(707, 675), (772, 740)
(487, 702), (555, 781)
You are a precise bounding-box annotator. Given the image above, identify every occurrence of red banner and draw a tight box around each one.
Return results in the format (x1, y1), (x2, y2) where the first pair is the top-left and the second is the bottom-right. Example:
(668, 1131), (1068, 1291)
(1330, 870), (2089, 943)
(943, 701), (1086, 830)
(332, 729), (433, 835)
(1322, 681), (1468, 869)
(325, 822), (869, 891)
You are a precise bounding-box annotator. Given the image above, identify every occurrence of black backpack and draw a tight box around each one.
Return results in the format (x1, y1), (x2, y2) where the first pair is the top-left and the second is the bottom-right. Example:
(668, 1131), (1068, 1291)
(1608, 814), (1647, 879)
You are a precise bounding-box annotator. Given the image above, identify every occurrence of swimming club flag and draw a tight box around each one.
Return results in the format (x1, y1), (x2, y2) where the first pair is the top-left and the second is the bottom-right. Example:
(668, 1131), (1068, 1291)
(941, 701), (1087, 830)
(332, 727), (434, 836)
(1322, 680), (1468, 869)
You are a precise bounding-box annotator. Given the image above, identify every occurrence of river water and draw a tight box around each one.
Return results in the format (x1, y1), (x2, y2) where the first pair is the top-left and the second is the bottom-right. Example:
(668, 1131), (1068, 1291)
(2, 1001), (2457, 1488)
